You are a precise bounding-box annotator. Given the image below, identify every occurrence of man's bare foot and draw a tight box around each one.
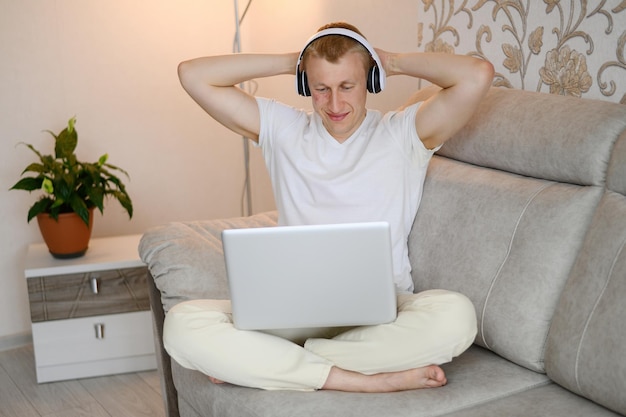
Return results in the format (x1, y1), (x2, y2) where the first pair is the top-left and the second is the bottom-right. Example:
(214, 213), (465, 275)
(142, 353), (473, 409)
(208, 376), (226, 384)
(321, 365), (447, 392)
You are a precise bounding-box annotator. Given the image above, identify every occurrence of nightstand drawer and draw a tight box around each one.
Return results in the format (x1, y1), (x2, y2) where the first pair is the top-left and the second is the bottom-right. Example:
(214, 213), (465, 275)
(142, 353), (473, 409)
(26, 235), (155, 383)
(28, 266), (150, 322)
(31, 311), (156, 382)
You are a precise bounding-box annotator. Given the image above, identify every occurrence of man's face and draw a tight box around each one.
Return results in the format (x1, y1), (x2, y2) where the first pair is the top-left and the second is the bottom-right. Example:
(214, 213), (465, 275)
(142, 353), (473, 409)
(305, 51), (368, 143)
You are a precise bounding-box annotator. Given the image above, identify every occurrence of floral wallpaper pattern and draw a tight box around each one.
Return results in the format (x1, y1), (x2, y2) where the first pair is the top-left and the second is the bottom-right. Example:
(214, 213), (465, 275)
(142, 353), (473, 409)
(417, 0), (626, 104)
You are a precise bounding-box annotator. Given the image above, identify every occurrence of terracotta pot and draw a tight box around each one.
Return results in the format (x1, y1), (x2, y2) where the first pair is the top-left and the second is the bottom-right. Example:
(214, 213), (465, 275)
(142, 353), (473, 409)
(36, 208), (94, 258)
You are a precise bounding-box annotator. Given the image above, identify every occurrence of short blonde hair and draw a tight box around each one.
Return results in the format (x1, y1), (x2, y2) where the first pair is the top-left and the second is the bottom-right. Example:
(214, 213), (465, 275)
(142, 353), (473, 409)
(301, 22), (372, 75)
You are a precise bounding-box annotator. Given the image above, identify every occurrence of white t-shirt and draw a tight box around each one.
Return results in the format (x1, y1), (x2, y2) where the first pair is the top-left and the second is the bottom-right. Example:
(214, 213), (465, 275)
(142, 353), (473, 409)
(256, 97), (438, 293)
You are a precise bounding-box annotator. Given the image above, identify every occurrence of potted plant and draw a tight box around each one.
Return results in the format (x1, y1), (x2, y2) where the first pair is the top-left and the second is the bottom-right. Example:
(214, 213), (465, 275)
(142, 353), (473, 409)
(10, 116), (133, 258)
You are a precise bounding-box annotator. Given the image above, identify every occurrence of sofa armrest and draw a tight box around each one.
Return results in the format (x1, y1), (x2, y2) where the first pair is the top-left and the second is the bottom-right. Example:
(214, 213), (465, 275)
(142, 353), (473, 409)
(146, 269), (180, 417)
(139, 212), (278, 417)
(139, 211), (278, 315)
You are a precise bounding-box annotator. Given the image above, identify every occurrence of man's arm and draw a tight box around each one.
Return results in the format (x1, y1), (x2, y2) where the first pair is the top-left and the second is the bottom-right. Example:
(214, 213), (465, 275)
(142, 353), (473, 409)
(379, 51), (494, 150)
(177, 53), (298, 143)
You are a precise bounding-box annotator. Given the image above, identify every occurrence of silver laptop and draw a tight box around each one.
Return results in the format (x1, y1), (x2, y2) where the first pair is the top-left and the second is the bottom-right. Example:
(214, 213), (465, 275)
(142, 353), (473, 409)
(222, 222), (397, 330)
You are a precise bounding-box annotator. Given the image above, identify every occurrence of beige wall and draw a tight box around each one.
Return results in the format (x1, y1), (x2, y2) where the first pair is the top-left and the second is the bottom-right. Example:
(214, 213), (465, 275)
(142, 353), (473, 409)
(0, 0), (418, 344)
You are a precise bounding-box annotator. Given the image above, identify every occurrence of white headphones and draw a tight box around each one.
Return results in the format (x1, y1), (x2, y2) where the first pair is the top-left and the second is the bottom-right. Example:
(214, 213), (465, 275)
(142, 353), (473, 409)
(295, 27), (386, 96)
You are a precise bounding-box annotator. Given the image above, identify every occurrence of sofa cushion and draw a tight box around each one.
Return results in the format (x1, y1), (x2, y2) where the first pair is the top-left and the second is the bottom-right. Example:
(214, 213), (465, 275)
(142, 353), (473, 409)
(172, 346), (549, 417)
(442, 384), (621, 417)
(607, 131), (626, 195)
(139, 212), (278, 314)
(437, 88), (626, 187)
(544, 191), (626, 415)
(410, 156), (602, 373)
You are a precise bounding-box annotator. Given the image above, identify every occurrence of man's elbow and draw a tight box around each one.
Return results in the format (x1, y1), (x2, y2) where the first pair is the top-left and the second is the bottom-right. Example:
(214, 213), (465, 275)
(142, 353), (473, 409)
(473, 59), (495, 94)
(177, 60), (194, 87)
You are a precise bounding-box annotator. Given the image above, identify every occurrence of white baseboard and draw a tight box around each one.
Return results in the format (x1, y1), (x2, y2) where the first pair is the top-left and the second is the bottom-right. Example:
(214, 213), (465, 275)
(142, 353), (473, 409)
(0, 331), (33, 352)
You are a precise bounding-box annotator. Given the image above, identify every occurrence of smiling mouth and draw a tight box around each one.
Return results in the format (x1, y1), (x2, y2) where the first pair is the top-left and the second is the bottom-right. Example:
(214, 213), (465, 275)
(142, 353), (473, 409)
(327, 112), (348, 122)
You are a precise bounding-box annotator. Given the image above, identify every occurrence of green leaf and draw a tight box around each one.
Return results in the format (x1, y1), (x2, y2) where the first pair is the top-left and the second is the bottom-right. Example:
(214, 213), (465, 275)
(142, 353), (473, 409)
(42, 178), (54, 194)
(47, 206), (60, 221)
(40, 155), (56, 170)
(54, 117), (78, 159)
(27, 198), (53, 223)
(67, 116), (76, 133)
(18, 142), (43, 159)
(50, 197), (65, 209)
(113, 190), (133, 218)
(104, 162), (130, 178)
(69, 194), (90, 226)
(98, 154), (108, 166)
(87, 186), (105, 212)
(10, 177), (43, 192)
(21, 162), (46, 175)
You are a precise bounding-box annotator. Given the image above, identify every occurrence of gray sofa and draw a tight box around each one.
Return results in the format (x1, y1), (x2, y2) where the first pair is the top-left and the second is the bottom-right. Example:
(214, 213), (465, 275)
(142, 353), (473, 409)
(139, 87), (626, 417)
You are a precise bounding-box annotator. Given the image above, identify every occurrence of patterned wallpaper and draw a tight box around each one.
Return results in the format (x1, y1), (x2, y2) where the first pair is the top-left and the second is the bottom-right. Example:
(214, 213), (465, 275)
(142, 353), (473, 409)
(417, 0), (626, 104)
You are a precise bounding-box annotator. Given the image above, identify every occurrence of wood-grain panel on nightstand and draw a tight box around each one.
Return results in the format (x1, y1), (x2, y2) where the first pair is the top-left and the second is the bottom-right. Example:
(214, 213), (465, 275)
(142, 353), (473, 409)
(27, 266), (150, 322)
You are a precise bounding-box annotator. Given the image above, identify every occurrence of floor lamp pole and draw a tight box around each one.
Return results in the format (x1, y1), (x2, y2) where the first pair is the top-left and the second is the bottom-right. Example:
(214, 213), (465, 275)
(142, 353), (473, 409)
(233, 0), (253, 216)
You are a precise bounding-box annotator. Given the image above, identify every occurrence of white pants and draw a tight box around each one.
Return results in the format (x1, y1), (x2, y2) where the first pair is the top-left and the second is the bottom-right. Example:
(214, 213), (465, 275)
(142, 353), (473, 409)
(163, 289), (477, 391)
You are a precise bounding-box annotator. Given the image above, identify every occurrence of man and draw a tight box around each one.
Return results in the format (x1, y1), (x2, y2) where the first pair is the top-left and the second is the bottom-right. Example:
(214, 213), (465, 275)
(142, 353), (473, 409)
(165, 22), (494, 392)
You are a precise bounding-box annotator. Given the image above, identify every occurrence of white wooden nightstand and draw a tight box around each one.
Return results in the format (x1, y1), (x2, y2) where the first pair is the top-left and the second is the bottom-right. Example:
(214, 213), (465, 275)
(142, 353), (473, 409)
(25, 234), (156, 383)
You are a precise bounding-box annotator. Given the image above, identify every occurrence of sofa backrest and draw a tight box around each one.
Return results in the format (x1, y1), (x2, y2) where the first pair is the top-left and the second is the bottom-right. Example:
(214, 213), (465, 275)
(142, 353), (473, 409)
(409, 88), (626, 375)
(410, 87), (626, 414)
(543, 128), (626, 415)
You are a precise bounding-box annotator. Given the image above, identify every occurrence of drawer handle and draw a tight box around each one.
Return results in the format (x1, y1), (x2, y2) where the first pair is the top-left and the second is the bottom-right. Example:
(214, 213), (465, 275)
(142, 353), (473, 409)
(94, 323), (105, 339)
(90, 276), (100, 294)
